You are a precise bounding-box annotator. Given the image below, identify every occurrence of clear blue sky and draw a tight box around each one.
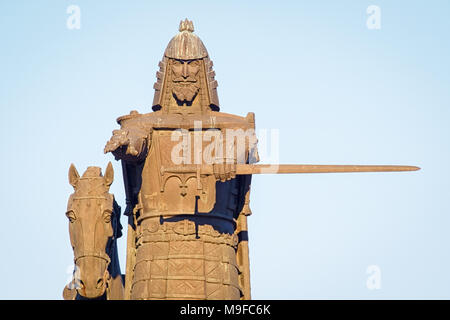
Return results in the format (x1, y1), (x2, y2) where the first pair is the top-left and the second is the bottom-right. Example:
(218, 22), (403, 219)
(1, 0), (449, 299)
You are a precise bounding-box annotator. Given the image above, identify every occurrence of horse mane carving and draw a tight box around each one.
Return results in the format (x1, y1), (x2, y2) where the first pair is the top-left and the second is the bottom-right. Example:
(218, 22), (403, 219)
(63, 162), (124, 300)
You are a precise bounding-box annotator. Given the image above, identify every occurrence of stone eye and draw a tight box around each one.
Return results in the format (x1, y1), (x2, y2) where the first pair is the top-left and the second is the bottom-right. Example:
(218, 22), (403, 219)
(103, 210), (112, 223)
(66, 210), (76, 223)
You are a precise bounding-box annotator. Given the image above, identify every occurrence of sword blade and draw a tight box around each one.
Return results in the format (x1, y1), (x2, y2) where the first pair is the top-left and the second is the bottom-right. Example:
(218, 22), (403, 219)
(162, 164), (421, 175)
(239, 164), (421, 174)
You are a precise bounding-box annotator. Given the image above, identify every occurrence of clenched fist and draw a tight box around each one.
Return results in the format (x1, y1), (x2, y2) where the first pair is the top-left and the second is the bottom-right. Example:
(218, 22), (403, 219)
(212, 160), (237, 182)
(104, 128), (148, 160)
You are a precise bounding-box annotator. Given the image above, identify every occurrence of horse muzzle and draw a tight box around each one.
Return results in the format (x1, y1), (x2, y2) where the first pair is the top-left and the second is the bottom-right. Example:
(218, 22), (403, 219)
(74, 254), (111, 299)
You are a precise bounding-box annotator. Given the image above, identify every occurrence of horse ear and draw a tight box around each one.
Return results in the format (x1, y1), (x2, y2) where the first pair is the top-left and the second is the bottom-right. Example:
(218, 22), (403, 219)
(104, 162), (114, 187)
(68, 163), (80, 188)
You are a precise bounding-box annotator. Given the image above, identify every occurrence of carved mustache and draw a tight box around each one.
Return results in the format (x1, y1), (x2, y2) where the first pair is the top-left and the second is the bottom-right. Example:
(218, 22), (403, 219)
(173, 76), (197, 83)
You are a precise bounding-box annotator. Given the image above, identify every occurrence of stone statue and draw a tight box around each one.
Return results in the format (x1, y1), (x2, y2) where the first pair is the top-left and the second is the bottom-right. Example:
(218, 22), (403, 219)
(103, 19), (257, 300)
(64, 19), (419, 300)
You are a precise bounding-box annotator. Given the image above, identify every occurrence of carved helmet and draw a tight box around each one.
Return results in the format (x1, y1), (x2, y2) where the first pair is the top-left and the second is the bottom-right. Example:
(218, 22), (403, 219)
(164, 19), (208, 60)
(152, 19), (220, 112)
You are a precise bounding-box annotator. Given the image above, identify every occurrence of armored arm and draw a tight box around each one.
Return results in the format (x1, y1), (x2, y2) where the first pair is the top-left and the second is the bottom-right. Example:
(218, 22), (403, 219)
(104, 112), (153, 299)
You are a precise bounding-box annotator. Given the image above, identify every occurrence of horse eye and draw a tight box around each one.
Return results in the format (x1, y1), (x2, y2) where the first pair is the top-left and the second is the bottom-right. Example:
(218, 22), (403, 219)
(103, 210), (112, 223)
(66, 210), (76, 223)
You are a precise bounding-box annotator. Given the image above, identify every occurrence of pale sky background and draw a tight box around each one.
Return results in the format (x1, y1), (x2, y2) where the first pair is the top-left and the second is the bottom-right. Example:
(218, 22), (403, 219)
(1, 0), (449, 299)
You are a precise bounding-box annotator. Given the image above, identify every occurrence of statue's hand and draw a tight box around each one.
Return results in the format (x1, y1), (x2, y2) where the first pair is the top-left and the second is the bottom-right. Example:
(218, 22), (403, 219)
(104, 129), (129, 153)
(213, 161), (237, 182)
(104, 128), (147, 158)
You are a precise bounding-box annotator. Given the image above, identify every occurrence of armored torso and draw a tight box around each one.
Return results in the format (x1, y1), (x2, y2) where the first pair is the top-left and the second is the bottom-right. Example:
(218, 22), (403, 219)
(118, 111), (255, 299)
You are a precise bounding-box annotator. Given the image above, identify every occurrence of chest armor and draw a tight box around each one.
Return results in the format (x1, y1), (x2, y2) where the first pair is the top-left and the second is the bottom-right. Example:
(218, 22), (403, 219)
(135, 126), (248, 226)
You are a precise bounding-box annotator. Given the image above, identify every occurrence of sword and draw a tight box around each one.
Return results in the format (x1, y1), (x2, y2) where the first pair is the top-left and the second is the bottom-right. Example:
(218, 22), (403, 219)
(161, 164), (420, 175)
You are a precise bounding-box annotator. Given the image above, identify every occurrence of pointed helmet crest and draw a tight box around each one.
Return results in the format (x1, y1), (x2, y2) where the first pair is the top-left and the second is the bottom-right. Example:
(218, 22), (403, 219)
(164, 19), (208, 60)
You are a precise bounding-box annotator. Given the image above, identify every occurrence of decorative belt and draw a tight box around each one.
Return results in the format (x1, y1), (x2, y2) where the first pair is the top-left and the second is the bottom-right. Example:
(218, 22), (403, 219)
(136, 219), (239, 248)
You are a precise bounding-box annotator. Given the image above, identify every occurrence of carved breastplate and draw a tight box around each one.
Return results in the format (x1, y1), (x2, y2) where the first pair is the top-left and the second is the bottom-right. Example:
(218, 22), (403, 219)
(137, 129), (217, 219)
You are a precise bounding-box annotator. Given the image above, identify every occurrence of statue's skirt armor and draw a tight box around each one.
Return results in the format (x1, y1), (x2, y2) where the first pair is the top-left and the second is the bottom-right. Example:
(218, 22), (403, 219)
(131, 216), (241, 299)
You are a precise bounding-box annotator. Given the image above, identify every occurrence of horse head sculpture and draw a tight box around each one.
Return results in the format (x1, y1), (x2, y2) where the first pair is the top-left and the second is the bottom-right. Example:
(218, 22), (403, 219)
(63, 162), (124, 300)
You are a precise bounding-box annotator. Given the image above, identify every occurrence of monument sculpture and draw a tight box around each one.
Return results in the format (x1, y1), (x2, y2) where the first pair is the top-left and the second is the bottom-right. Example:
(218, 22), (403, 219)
(64, 19), (419, 300)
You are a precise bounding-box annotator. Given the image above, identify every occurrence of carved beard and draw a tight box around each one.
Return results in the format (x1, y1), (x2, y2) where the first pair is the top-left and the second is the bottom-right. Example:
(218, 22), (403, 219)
(172, 83), (200, 104)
